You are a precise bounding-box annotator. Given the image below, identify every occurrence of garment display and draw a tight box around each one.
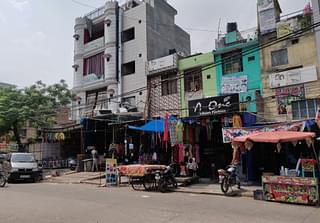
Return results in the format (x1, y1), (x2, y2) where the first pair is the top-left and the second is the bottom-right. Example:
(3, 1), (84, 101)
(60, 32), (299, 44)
(194, 144), (200, 163)
(232, 115), (242, 128)
(176, 120), (184, 143)
(169, 119), (178, 146)
(195, 126), (200, 143)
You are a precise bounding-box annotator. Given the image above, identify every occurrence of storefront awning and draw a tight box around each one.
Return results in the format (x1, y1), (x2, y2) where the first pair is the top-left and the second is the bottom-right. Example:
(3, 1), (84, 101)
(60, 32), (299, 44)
(233, 131), (315, 143)
(128, 119), (165, 133)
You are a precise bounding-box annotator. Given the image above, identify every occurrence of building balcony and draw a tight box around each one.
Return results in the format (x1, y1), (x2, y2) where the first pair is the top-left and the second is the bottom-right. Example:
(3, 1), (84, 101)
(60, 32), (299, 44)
(85, 6), (105, 20)
(84, 37), (105, 54)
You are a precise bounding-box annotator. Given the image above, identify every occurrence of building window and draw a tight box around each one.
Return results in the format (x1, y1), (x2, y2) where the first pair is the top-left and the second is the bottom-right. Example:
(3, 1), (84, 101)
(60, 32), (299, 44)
(292, 99), (319, 120)
(122, 27), (135, 43)
(161, 74), (177, 96)
(184, 68), (202, 92)
(271, 48), (288, 67)
(248, 56), (255, 62)
(83, 52), (105, 76)
(86, 88), (108, 111)
(122, 96), (136, 108)
(122, 61), (135, 76)
(84, 22), (104, 44)
(222, 50), (243, 75)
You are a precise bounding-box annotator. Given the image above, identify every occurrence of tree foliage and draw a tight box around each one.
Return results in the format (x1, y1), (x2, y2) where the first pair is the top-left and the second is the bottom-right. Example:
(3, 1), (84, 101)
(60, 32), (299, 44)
(0, 80), (74, 147)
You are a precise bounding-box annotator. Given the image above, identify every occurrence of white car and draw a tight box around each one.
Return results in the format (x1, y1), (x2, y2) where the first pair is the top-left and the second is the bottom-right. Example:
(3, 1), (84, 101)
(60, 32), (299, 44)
(6, 153), (42, 182)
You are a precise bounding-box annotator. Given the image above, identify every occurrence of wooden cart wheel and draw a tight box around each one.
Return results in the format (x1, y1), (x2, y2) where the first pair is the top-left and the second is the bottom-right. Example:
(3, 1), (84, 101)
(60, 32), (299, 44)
(130, 176), (144, 191)
(143, 174), (156, 191)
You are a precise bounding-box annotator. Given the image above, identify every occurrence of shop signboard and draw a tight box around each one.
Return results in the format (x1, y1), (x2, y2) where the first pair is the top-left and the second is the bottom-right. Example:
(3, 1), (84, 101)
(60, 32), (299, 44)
(277, 18), (299, 38)
(257, 0), (274, 12)
(148, 54), (177, 75)
(188, 94), (239, 117)
(259, 8), (276, 35)
(269, 66), (318, 88)
(221, 76), (248, 94)
(276, 85), (305, 114)
(222, 121), (304, 143)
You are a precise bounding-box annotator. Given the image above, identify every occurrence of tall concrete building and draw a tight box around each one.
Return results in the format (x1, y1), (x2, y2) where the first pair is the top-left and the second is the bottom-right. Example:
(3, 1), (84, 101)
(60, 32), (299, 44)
(72, 0), (190, 121)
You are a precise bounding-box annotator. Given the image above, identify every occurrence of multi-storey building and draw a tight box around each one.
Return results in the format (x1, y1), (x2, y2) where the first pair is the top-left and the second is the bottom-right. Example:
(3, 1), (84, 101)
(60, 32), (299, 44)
(259, 0), (319, 122)
(72, 0), (190, 121)
(179, 52), (217, 117)
(214, 23), (262, 115)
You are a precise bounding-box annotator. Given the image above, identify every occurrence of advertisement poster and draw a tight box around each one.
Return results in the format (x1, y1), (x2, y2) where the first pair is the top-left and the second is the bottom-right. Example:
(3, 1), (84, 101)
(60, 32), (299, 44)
(269, 66), (318, 88)
(262, 176), (319, 205)
(276, 85), (305, 115)
(188, 94), (239, 117)
(221, 76), (248, 94)
(259, 8), (276, 34)
(106, 158), (118, 185)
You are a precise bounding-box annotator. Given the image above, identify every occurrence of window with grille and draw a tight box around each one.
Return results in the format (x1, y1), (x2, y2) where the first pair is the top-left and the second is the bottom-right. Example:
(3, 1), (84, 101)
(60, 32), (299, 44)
(271, 48), (288, 67)
(184, 68), (202, 92)
(161, 74), (177, 96)
(292, 99), (319, 120)
(222, 50), (243, 75)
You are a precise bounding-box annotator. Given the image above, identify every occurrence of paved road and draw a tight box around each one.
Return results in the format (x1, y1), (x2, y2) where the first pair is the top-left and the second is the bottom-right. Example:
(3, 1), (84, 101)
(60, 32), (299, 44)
(0, 182), (319, 223)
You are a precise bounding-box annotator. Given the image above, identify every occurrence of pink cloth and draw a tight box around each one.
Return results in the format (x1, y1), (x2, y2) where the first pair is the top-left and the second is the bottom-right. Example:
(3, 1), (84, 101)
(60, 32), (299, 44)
(163, 113), (169, 142)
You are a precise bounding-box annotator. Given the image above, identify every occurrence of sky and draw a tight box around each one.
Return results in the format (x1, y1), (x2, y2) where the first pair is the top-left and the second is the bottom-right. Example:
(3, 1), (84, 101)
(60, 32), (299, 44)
(0, 0), (310, 88)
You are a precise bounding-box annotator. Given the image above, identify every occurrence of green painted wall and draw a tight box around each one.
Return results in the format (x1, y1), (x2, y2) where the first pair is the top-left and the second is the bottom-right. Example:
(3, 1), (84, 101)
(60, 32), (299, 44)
(178, 52), (218, 117)
(215, 40), (261, 112)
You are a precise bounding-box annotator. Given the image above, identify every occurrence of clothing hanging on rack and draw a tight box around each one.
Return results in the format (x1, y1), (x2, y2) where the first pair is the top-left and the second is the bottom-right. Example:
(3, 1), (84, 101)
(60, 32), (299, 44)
(169, 119), (178, 146)
(176, 120), (184, 144)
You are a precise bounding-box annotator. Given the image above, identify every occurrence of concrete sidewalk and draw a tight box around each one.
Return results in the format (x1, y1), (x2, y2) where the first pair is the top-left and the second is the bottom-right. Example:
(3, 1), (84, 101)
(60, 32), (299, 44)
(45, 171), (105, 184)
(45, 172), (260, 197)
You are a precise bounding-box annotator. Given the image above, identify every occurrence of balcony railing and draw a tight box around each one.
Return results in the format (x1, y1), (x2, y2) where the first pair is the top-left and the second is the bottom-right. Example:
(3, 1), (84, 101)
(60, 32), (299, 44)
(85, 6), (105, 20)
(82, 73), (105, 85)
(84, 37), (105, 53)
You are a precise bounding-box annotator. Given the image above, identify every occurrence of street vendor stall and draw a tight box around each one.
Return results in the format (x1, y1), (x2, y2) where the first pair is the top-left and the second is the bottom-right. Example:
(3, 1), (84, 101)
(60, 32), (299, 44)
(118, 164), (166, 190)
(233, 131), (319, 206)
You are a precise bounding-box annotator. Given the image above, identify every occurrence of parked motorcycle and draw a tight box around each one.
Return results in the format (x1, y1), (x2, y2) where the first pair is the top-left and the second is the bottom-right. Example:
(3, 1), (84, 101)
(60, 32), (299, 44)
(218, 165), (240, 194)
(155, 165), (178, 193)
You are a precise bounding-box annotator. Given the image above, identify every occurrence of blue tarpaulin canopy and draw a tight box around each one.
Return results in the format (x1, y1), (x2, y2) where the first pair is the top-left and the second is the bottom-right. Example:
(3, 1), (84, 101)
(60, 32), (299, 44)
(128, 119), (165, 133)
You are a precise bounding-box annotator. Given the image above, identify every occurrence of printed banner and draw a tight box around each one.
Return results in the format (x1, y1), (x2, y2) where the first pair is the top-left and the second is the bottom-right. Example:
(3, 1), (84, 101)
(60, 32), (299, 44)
(221, 76), (248, 94)
(222, 121), (304, 143)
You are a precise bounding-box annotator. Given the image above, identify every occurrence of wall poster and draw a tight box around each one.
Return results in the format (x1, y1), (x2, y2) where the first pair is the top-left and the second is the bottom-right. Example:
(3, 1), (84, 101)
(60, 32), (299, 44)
(221, 76), (248, 94)
(276, 85), (305, 115)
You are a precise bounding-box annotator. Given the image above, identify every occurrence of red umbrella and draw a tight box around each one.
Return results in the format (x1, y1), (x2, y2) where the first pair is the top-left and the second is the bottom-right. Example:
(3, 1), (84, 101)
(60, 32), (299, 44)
(233, 131), (315, 143)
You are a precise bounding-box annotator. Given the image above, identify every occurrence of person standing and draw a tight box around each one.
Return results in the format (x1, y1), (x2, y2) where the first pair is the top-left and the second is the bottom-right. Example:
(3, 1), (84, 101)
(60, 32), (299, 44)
(91, 147), (98, 172)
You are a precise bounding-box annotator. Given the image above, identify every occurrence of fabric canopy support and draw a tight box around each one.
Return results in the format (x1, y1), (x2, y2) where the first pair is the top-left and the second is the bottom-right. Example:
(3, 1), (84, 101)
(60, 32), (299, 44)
(128, 119), (165, 133)
(233, 131), (316, 143)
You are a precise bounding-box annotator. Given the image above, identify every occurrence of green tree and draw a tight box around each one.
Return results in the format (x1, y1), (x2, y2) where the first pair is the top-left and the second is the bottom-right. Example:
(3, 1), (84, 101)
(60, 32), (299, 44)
(0, 80), (73, 150)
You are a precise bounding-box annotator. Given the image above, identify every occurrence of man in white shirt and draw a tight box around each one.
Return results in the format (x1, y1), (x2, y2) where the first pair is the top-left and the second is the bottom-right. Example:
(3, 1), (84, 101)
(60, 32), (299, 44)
(91, 147), (98, 172)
